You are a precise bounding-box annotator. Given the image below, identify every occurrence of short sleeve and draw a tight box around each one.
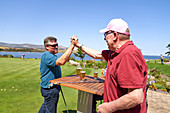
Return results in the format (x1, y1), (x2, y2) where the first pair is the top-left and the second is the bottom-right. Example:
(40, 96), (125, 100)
(117, 52), (144, 89)
(42, 53), (58, 67)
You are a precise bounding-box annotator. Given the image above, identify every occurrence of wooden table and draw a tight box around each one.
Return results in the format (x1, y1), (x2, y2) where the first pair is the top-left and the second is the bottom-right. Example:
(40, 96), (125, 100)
(49, 75), (104, 113)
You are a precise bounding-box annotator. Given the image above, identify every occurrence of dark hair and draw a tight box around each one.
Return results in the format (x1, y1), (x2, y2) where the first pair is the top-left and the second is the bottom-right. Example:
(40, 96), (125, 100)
(44, 36), (57, 46)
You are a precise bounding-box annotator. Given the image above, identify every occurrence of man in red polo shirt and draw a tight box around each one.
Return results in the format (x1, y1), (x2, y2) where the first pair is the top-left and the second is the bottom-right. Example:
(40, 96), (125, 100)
(71, 18), (147, 113)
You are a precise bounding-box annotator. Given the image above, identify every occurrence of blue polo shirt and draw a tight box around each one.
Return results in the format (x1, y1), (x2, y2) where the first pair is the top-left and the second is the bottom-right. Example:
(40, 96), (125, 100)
(40, 51), (61, 88)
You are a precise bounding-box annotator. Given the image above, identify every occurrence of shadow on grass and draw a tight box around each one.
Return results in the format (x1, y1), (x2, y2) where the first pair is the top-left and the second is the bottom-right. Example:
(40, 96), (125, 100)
(62, 110), (77, 113)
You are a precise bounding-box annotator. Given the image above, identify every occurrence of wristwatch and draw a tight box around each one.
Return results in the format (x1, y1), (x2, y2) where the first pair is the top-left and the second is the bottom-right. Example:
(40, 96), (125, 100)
(80, 44), (83, 50)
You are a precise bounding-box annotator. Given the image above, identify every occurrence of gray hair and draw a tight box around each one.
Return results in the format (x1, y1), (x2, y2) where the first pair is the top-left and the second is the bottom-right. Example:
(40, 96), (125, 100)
(44, 36), (57, 46)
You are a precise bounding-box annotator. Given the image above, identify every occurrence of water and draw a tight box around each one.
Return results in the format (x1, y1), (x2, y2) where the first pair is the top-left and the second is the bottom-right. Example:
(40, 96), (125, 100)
(0, 51), (169, 60)
(0, 52), (43, 59)
(144, 55), (169, 60)
(0, 51), (98, 60)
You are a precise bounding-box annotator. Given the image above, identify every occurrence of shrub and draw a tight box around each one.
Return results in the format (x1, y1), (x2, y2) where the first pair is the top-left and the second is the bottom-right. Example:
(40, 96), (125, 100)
(0, 54), (14, 58)
(0, 54), (8, 58)
(84, 60), (107, 69)
(69, 56), (75, 61)
(86, 59), (95, 64)
(148, 69), (161, 77)
(77, 60), (107, 69)
(155, 83), (166, 89)
(8, 55), (13, 58)
(164, 58), (170, 62)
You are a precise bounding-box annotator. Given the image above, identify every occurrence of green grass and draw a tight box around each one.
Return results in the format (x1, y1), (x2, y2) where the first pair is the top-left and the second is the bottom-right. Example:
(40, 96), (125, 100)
(0, 58), (101, 113)
(146, 62), (170, 77)
(1, 58), (169, 113)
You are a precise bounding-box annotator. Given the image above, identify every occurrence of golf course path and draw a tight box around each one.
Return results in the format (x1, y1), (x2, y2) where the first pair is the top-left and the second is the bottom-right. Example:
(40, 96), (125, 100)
(147, 90), (170, 113)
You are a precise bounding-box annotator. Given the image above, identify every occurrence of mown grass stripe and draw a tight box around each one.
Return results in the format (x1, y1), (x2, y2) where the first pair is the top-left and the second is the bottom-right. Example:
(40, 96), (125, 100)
(0, 58), (101, 113)
(1, 66), (40, 81)
(0, 63), (39, 75)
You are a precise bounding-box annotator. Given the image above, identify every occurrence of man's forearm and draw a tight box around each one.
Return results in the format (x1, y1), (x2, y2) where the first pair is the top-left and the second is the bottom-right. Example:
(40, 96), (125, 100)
(56, 44), (74, 65)
(76, 43), (104, 59)
(109, 88), (144, 112)
(97, 88), (144, 112)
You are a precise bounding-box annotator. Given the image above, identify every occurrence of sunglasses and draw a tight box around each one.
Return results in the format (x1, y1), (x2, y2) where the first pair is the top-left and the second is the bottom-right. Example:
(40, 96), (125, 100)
(46, 43), (58, 47)
(104, 31), (115, 37)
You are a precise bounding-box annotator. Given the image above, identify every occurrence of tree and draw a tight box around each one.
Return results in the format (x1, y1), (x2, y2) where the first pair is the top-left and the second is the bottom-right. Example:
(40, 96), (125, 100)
(165, 44), (170, 56)
(74, 48), (86, 61)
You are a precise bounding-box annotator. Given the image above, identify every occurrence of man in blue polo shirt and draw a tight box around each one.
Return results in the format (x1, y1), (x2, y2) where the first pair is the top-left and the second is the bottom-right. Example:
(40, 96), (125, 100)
(39, 36), (75, 113)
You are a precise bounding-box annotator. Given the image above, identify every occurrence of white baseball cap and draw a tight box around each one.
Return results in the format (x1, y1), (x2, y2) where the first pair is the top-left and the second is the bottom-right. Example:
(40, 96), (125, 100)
(100, 18), (130, 36)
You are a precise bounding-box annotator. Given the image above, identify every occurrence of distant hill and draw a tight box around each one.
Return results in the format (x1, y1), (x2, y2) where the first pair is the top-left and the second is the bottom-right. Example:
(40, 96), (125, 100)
(0, 42), (68, 52)
(0, 42), (68, 50)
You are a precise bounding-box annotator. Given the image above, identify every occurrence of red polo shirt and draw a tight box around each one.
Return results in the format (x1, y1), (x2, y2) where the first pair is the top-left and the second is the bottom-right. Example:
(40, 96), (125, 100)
(102, 41), (147, 113)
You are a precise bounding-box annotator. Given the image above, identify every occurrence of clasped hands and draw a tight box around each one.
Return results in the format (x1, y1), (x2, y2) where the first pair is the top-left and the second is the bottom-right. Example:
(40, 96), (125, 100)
(70, 35), (79, 47)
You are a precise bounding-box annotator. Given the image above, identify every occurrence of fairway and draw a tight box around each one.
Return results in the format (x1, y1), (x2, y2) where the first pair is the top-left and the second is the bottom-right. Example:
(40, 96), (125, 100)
(0, 58), (95, 113)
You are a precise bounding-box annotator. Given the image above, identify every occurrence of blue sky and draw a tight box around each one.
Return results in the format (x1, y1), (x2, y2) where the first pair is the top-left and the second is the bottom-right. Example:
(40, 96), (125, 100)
(0, 0), (170, 56)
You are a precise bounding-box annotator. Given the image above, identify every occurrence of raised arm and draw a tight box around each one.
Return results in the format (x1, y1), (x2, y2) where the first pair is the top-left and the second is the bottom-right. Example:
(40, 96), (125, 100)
(71, 35), (105, 60)
(55, 37), (75, 66)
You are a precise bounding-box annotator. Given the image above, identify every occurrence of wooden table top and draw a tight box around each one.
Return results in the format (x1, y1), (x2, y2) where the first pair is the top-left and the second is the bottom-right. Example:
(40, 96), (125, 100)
(49, 75), (104, 96)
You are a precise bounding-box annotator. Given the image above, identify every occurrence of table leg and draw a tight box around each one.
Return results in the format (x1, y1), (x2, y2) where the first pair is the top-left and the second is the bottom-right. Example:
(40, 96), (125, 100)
(77, 90), (93, 113)
(77, 90), (103, 113)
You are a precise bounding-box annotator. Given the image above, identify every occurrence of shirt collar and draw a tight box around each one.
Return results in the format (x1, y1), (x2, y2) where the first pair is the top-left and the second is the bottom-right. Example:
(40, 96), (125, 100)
(111, 41), (134, 57)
